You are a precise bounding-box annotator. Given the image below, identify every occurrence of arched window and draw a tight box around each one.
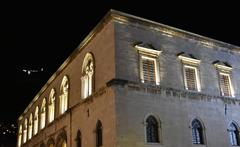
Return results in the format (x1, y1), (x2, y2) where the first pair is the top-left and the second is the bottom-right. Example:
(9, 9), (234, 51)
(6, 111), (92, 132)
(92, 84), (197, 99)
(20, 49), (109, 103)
(49, 89), (56, 123)
(146, 115), (159, 143)
(60, 76), (69, 114)
(28, 113), (33, 140)
(40, 98), (46, 129)
(40, 143), (46, 147)
(57, 131), (67, 147)
(228, 122), (240, 146)
(33, 106), (39, 135)
(47, 138), (55, 147)
(192, 119), (204, 144)
(81, 53), (94, 99)
(23, 118), (28, 143)
(18, 125), (22, 147)
(76, 130), (81, 147)
(62, 140), (67, 147)
(96, 120), (103, 147)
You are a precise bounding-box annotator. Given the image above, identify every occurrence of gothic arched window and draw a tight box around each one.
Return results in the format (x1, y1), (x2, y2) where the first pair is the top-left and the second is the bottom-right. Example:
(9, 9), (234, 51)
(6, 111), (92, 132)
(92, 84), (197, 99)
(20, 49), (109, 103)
(60, 76), (69, 114)
(48, 88), (55, 123)
(47, 138), (55, 147)
(192, 119), (204, 144)
(96, 120), (103, 147)
(40, 98), (46, 129)
(18, 125), (22, 147)
(146, 115), (159, 143)
(81, 53), (94, 99)
(33, 106), (39, 135)
(228, 122), (240, 146)
(76, 130), (81, 147)
(23, 118), (28, 143)
(56, 131), (67, 147)
(28, 113), (33, 140)
(62, 140), (67, 147)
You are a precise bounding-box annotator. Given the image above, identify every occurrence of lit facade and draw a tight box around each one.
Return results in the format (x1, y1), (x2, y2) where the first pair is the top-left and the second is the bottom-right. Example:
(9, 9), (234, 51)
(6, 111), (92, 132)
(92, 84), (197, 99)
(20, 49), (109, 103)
(17, 10), (240, 147)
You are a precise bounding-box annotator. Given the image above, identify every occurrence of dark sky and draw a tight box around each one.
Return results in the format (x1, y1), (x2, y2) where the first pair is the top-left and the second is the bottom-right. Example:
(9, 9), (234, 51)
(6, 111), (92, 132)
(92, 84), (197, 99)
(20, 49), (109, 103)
(0, 2), (239, 123)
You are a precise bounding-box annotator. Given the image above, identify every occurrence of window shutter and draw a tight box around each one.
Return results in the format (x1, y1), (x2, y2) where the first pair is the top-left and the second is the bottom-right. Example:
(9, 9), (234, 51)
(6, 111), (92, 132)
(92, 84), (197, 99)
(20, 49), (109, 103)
(219, 74), (231, 96)
(142, 59), (156, 84)
(185, 67), (197, 90)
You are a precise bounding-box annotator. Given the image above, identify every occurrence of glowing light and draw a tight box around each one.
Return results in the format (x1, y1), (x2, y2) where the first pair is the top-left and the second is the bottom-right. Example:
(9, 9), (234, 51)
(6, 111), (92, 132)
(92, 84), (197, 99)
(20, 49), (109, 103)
(60, 76), (69, 114)
(40, 99), (46, 129)
(23, 119), (28, 143)
(81, 53), (94, 99)
(33, 107), (39, 135)
(48, 89), (55, 123)
(28, 114), (33, 140)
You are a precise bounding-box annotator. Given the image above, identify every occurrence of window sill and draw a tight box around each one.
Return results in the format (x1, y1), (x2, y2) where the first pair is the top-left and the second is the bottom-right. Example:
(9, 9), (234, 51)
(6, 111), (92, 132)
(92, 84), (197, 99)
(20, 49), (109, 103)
(192, 144), (206, 146)
(145, 142), (162, 146)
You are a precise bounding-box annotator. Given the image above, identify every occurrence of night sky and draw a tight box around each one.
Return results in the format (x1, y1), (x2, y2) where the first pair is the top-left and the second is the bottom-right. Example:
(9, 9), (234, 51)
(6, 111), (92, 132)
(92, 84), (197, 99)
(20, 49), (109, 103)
(0, 1), (239, 125)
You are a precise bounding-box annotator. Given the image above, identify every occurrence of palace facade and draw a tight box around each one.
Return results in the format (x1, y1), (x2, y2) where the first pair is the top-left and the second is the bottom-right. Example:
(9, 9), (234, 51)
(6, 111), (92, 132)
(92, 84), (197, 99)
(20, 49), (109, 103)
(17, 10), (240, 147)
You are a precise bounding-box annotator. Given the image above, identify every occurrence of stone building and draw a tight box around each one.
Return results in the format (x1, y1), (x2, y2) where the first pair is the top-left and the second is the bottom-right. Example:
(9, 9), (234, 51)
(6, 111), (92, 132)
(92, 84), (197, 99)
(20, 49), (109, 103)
(17, 10), (240, 147)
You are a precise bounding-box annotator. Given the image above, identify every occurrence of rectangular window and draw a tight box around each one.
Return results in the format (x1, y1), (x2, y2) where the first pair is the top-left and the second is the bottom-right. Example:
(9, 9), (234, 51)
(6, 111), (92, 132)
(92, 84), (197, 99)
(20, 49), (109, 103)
(135, 44), (161, 85)
(140, 56), (160, 85)
(142, 58), (156, 84)
(219, 73), (233, 97)
(183, 65), (200, 91)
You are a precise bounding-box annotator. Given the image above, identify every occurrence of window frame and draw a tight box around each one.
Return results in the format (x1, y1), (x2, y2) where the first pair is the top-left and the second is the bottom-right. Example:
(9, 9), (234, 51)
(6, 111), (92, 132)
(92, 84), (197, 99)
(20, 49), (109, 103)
(214, 62), (234, 97)
(59, 76), (69, 114)
(81, 52), (94, 99)
(96, 120), (103, 147)
(191, 119), (205, 145)
(18, 125), (22, 147)
(40, 98), (46, 130)
(178, 54), (201, 92)
(183, 65), (201, 92)
(33, 106), (39, 135)
(218, 72), (234, 97)
(228, 122), (240, 146)
(144, 114), (162, 145)
(48, 88), (55, 123)
(23, 118), (28, 143)
(136, 45), (161, 85)
(28, 113), (33, 140)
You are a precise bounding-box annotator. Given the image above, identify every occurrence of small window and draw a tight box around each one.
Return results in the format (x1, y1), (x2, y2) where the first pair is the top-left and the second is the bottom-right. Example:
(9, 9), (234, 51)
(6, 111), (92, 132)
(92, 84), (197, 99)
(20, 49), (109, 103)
(23, 119), (28, 143)
(228, 122), (240, 146)
(135, 43), (161, 85)
(191, 119), (204, 144)
(142, 57), (157, 84)
(81, 53), (94, 99)
(60, 76), (69, 114)
(214, 61), (234, 97)
(40, 98), (46, 129)
(96, 120), (103, 147)
(219, 73), (233, 97)
(48, 88), (55, 123)
(178, 53), (201, 92)
(33, 106), (39, 135)
(62, 140), (67, 147)
(28, 113), (33, 140)
(146, 115), (159, 143)
(76, 130), (81, 147)
(18, 125), (22, 147)
(183, 65), (200, 91)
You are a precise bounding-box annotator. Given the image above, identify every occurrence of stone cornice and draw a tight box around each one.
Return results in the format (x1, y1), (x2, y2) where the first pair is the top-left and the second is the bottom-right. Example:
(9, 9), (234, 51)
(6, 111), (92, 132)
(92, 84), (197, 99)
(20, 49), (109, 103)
(108, 79), (240, 105)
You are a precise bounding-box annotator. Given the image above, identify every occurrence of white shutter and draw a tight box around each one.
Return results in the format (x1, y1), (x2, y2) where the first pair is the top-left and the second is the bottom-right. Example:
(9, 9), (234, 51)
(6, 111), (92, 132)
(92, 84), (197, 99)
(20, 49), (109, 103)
(185, 67), (197, 91)
(142, 59), (156, 84)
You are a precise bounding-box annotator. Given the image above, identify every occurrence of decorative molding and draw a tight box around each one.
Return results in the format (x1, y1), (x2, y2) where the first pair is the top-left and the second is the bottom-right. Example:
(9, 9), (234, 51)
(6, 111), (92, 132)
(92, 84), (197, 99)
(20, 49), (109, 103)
(108, 79), (240, 105)
(213, 61), (233, 72)
(178, 52), (200, 65)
